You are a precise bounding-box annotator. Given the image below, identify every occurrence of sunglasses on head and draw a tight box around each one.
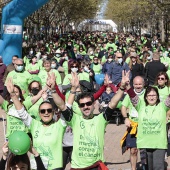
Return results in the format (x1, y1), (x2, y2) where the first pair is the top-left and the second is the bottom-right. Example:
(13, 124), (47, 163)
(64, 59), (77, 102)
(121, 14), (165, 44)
(157, 77), (165, 80)
(79, 101), (93, 108)
(40, 108), (53, 114)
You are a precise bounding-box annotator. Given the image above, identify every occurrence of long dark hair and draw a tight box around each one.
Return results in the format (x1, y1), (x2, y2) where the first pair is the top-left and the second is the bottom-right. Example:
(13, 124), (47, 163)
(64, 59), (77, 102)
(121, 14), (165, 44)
(6, 153), (31, 170)
(144, 86), (160, 106)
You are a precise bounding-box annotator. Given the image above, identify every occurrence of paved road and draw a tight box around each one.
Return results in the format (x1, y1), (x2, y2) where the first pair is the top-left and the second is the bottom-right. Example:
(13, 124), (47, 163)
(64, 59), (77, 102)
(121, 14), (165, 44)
(1, 107), (170, 170)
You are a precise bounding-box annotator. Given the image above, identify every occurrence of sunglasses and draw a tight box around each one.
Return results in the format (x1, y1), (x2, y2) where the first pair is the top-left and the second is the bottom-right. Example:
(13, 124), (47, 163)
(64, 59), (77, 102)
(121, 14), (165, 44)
(157, 77), (165, 80)
(16, 64), (23, 66)
(79, 101), (93, 108)
(40, 108), (53, 114)
(71, 66), (77, 68)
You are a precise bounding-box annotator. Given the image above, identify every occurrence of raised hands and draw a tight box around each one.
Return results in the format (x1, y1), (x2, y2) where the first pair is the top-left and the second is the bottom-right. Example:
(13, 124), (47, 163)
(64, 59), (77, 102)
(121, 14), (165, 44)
(120, 70), (130, 89)
(6, 77), (15, 94)
(46, 72), (56, 90)
(69, 72), (79, 89)
(2, 142), (9, 160)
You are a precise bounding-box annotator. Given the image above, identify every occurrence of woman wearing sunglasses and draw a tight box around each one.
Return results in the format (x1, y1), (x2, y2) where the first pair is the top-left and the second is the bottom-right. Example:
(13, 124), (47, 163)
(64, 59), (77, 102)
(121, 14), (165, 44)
(8, 78), (66, 170)
(126, 81), (170, 170)
(154, 72), (170, 102)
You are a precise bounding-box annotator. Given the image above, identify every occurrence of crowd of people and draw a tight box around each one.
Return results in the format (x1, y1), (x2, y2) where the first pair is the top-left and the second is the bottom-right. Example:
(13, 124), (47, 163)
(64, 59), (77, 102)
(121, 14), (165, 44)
(0, 31), (170, 170)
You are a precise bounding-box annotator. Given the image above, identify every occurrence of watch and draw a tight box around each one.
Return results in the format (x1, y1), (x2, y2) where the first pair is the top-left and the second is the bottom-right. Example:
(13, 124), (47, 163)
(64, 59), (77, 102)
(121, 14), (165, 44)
(123, 116), (128, 120)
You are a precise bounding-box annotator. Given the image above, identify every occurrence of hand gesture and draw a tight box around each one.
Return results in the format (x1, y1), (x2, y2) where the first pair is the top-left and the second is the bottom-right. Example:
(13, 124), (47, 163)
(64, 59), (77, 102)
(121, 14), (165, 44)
(6, 78), (15, 94)
(42, 91), (48, 100)
(120, 70), (130, 89)
(69, 72), (79, 88)
(46, 72), (56, 90)
(2, 142), (9, 157)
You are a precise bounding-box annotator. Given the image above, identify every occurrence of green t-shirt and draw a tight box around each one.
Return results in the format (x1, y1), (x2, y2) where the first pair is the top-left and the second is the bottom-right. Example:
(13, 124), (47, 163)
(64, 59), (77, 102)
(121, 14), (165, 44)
(160, 56), (170, 70)
(125, 57), (130, 64)
(38, 59), (44, 70)
(135, 100), (168, 149)
(122, 91), (145, 122)
(79, 72), (90, 82)
(29, 119), (66, 169)
(72, 101), (82, 116)
(5, 70), (32, 98)
(63, 61), (68, 75)
(156, 86), (170, 102)
(101, 55), (106, 64)
(23, 56), (30, 66)
(25, 96), (43, 120)
(1, 99), (32, 138)
(92, 64), (102, 74)
(38, 69), (61, 87)
(25, 63), (40, 72)
(67, 113), (107, 168)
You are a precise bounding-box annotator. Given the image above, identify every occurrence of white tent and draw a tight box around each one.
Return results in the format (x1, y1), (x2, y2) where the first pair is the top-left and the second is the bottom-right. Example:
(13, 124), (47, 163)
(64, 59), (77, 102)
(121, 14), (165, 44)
(78, 19), (118, 32)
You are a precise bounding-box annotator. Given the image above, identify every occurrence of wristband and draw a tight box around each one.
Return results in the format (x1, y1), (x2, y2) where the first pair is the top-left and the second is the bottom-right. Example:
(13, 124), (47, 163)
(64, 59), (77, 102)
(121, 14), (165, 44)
(119, 86), (125, 91)
(70, 91), (76, 94)
(123, 117), (128, 120)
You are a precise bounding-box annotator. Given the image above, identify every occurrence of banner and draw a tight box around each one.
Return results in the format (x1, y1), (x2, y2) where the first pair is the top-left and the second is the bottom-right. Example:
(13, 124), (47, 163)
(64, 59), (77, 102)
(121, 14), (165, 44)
(0, 0), (49, 65)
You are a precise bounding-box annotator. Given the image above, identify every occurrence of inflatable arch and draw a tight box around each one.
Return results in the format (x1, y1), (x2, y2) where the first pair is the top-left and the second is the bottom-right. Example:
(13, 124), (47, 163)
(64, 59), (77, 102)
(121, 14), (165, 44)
(0, 0), (49, 65)
(77, 19), (118, 32)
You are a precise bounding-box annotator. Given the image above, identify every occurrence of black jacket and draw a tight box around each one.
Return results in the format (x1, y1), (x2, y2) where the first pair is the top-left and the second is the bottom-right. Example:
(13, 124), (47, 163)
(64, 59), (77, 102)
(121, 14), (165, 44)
(145, 60), (166, 85)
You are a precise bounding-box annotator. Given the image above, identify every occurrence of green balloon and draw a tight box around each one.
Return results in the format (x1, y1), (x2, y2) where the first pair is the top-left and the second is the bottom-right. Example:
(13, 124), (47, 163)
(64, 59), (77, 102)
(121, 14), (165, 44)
(8, 131), (30, 155)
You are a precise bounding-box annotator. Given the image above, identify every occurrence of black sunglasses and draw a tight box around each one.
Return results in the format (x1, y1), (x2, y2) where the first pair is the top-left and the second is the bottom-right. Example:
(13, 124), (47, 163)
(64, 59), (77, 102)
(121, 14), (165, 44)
(79, 101), (93, 108)
(157, 77), (165, 80)
(40, 108), (53, 114)
(71, 66), (77, 68)
(16, 64), (23, 66)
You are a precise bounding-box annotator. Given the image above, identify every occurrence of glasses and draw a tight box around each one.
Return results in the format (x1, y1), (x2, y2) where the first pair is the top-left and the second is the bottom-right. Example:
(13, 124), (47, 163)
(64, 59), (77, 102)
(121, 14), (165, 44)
(117, 57), (122, 58)
(40, 108), (53, 114)
(71, 66), (77, 68)
(157, 77), (165, 81)
(79, 101), (93, 108)
(16, 64), (23, 66)
(147, 95), (157, 98)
